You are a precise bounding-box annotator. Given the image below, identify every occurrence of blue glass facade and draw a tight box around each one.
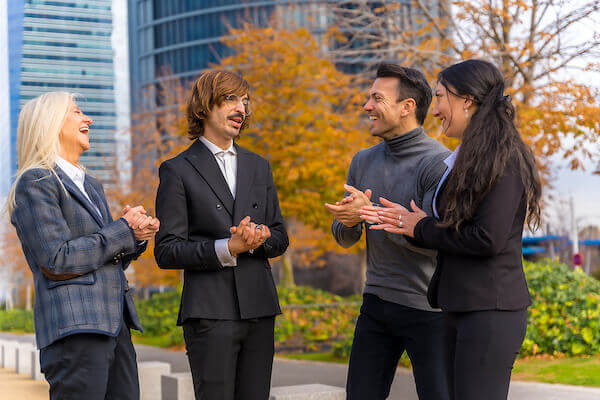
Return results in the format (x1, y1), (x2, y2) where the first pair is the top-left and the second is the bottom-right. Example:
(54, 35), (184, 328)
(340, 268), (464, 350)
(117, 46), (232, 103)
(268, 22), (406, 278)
(5, 0), (119, 185)
(7, 0), (25, 185)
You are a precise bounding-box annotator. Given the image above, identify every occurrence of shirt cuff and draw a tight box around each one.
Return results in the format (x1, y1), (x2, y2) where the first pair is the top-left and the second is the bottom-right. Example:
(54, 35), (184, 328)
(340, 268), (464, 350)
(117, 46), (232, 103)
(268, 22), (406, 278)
(215, 238), (237, 267)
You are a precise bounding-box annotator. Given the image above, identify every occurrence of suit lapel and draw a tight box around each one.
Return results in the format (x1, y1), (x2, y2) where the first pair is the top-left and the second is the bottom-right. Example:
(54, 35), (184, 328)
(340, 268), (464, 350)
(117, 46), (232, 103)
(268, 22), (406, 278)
(54, 167), (105, 227)
(84, 178), (110, 224)
(184, 139), (235, 216)
(233, 146), (255, 222)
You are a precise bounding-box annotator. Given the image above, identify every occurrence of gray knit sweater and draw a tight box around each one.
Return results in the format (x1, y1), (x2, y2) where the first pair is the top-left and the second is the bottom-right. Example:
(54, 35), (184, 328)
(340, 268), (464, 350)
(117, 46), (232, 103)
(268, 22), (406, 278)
(332, 127), (449, 311)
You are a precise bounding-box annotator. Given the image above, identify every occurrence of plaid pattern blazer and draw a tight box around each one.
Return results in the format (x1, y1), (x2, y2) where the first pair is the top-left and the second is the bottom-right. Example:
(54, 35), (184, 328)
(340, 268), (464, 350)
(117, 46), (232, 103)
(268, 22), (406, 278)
(11, 167), (145, 349)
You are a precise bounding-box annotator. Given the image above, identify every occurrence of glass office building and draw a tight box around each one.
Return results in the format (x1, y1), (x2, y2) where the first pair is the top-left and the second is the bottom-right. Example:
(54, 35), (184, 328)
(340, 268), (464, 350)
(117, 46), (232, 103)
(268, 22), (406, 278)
(4, 0), (119, 186)
(128, 0), (444, 113)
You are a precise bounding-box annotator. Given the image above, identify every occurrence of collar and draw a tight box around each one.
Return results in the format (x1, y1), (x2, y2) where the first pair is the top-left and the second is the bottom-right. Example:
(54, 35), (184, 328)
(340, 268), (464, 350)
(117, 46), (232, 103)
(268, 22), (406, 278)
(199, 136), (237, 156)
(444, 144), (461, 169)
(55, 156), (85, 184)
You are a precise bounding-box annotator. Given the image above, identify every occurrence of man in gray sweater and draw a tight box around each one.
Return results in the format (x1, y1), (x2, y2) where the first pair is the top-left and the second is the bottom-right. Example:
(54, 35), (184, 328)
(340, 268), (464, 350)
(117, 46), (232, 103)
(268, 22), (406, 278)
(325, 63), (450, 400)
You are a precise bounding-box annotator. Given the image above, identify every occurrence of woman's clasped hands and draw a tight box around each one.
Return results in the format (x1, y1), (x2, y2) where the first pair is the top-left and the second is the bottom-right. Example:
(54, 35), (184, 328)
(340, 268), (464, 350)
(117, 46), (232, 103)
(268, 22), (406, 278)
(358, 197), (428, 238)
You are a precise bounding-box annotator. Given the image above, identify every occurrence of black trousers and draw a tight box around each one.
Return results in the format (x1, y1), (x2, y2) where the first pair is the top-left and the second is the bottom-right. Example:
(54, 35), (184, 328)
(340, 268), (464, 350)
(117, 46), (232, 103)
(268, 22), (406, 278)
(346, 294), (449, 400)
(444, 309), (528, 400)
(183, 317), (275, 400)
(39, 320), (139, 400)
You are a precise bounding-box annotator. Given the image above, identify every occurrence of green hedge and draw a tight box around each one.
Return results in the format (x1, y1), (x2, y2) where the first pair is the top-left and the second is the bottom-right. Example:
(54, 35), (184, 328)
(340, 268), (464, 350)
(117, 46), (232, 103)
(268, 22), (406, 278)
(0, 309), (34, 333)
(2, 260), (599, 358)
(522, 259), (600, 356)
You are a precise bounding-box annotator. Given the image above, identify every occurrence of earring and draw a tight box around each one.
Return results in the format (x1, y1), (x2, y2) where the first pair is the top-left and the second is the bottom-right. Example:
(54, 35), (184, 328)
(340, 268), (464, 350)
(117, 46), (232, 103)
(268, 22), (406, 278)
(464, 108), (469, 117)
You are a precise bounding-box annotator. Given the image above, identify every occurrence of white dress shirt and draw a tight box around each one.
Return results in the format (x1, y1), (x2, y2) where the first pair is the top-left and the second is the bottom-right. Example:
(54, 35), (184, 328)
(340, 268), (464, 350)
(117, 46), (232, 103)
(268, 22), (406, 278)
(432, 145), (460, 219)
(199, 136), (238, 267)
(55, 156), (101, 218)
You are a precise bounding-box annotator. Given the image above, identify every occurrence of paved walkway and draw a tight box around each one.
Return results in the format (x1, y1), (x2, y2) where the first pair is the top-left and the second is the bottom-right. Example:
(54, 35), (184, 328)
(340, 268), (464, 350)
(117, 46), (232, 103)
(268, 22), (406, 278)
(2, 332), (600, 399)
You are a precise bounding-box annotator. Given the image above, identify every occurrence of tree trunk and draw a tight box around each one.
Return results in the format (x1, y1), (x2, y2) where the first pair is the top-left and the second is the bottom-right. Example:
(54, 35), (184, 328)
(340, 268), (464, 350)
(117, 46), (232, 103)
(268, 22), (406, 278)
(359, 250), (367, 293)
(25, 284), (32, 311)
(280, 251), (295, 288)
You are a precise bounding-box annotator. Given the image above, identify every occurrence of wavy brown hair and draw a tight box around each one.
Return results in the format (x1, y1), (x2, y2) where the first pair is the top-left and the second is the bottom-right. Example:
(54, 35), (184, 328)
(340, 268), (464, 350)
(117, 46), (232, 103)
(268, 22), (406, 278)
(186, 70), (250, 140)
(439, 60), (542, 231)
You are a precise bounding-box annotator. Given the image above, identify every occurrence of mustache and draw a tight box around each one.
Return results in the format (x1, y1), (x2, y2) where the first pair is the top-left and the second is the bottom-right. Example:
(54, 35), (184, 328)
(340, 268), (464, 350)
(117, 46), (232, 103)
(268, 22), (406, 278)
(228, 113), (245, 121)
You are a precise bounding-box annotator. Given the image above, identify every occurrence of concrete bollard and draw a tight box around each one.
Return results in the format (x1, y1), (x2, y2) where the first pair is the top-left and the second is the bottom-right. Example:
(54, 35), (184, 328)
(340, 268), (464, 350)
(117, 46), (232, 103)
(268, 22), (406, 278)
(269, 384), (346, 400)
(137, 361), (171, 400)
(31, 348), (44, 380)
(2, 341), (20, 370)
(16, 343), (35, 374)
(161, 372), (194, 400)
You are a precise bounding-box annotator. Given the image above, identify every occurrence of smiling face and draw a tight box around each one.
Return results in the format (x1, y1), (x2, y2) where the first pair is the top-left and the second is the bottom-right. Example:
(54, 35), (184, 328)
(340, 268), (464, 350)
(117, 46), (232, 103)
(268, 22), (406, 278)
(58, 98), (93, 163)
(431, 81), (474, 139)
(203, 93), (249, 148)
(363, 77), (415, 140)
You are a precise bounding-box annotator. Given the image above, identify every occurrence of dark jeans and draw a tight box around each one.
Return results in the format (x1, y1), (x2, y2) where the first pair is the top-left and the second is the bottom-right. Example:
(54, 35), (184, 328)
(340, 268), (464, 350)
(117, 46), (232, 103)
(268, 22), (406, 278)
(346, 294), (449, 400)
(40, 320), (139, 400)
(183, 317), (275, 400)
(444, 309), (527, 400)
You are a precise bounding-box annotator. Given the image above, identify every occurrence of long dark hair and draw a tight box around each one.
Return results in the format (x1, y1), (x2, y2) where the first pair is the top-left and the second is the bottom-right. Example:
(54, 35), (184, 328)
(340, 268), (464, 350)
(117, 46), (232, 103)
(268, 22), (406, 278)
(439, 59), (541, 230)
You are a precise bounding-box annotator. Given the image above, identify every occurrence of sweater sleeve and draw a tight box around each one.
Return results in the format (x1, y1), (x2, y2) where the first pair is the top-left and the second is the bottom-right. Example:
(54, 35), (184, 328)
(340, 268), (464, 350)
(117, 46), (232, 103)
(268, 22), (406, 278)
(332, 153), (363, 248)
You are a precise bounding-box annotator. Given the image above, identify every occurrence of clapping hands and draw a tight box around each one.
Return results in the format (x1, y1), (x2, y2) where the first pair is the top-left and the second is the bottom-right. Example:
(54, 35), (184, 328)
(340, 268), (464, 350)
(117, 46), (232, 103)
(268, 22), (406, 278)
(324, 184), (374, 227)
(121, 205), (160, 241)
(227, 216), (271, 256)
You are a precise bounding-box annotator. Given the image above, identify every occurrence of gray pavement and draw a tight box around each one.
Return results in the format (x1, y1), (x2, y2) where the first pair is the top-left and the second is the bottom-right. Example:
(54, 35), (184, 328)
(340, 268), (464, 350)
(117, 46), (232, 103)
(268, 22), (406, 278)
(2, 332), (600, 399)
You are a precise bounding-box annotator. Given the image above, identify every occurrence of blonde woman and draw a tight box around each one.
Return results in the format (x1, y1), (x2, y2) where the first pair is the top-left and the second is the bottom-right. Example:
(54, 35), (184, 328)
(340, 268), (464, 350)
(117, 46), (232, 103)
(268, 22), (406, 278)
(7, 92), (159, 400)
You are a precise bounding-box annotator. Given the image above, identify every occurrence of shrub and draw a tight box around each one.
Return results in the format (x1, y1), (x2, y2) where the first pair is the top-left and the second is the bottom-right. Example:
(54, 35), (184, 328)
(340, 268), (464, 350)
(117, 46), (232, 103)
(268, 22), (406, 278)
(522, 259), (600, 356)
(0, 309), (34, 332)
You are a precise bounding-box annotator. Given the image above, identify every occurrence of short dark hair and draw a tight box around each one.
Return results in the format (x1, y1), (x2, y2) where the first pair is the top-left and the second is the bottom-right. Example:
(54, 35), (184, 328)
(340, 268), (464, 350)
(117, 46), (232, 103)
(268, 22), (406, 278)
(186, 70), (250, 140)
(375, 63), (432, 125)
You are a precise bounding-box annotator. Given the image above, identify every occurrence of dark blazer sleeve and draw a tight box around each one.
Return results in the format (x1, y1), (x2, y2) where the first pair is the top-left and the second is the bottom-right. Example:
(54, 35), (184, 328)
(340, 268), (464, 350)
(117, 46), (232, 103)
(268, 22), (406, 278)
(413, 167), (525, 257)
(11, 169), (137, 280)
(154, 161), (222, 271)
(250, 161), (289, 259)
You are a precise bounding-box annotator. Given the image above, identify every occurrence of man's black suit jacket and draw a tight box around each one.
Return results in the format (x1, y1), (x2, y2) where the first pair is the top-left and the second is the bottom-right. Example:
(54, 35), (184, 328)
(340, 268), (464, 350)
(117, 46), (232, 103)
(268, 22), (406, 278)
(154, 139), (289, 324)
(413, 160), (532, 312)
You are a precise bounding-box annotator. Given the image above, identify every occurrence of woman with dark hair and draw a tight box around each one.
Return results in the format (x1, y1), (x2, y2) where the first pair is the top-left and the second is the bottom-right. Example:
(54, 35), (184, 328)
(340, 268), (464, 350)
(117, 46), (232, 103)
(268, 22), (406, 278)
(359, 59), (542, 399)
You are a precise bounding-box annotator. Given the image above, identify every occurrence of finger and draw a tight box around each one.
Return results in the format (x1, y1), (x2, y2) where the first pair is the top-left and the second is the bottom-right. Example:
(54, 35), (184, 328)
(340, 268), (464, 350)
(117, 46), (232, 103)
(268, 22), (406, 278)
(263, 226), (271, 239)
(358, 209), (380, 219)
(340, 195), (355, 205)
(122, 205), (131, 215)
(238, 216), (251, 229)
(360, 215), (381, 224)
(343, 184), (360, 194)
(138, 216), (153, 230)
(368, 223), (395, 230)
(246, 223), (257, 245)
(230, 226), (238, 234)
(324, 203), (344, 212)
(378, 215), (401, 226)
(379, 197), (405, 211)
(365, 189), (372, 200)
(129, 205), (147, 214)
(410, 200), (424, 213)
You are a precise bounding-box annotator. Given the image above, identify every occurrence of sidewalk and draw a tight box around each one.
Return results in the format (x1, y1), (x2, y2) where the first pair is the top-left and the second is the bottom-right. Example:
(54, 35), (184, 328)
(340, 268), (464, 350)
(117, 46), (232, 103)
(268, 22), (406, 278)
(3, 332), (600, 399)
(0, 368), (48, 400)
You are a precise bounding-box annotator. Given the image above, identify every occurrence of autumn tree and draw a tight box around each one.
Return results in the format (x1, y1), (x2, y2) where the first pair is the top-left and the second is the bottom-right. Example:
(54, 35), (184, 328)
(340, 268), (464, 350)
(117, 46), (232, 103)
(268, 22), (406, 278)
(330, 0), (600, 176)
(0, 221), (32, 309)
(104, 76), (190, 293)
(215, 25), (374, 286)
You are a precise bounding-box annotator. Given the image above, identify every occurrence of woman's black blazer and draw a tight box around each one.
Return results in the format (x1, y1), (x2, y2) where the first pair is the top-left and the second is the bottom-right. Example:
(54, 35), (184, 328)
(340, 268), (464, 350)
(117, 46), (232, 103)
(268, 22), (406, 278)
(413, 161), (532, 312)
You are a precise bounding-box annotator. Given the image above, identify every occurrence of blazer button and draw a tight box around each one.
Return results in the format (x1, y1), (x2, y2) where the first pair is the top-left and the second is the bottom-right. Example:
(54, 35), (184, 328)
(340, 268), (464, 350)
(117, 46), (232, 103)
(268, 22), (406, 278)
(216, 204), (222, 210)
(253, 203), (258, 209)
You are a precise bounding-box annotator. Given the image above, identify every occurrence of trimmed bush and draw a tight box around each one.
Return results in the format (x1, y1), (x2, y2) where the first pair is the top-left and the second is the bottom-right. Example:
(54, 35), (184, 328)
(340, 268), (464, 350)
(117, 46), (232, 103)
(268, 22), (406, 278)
(0, 309), (34, 332)
(522, 259), (600, 356)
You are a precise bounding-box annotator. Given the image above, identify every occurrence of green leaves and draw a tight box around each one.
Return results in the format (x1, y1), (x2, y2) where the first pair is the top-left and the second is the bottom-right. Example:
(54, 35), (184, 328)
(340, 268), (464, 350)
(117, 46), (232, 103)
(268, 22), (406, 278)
(522, 260), (600, 356)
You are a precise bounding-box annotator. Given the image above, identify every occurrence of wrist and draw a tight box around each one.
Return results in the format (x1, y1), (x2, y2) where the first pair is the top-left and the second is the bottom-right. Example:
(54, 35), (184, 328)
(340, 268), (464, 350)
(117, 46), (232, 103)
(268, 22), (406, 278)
(227, 239), (237, 257)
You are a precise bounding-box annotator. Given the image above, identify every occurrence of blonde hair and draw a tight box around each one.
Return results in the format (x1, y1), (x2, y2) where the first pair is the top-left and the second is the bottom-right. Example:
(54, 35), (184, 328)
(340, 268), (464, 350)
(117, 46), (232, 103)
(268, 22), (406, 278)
(6, 91), (74, 215)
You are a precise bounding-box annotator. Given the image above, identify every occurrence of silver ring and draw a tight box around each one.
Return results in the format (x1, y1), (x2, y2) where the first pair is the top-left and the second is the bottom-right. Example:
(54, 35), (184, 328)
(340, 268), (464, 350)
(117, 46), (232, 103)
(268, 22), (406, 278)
(398, 215), (402, 221)
(398, 219), (403, 228)
(255, 225), (262, 230)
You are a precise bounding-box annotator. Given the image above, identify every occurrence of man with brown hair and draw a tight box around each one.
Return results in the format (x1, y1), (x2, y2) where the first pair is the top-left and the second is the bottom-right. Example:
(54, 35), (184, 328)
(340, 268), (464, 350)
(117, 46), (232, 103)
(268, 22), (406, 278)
(154, 70), (289, 400)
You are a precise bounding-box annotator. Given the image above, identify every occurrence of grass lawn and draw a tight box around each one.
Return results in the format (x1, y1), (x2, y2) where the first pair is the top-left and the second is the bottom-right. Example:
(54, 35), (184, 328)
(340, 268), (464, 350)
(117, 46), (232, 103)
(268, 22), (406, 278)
(281, 353), (600, 387)
(512, 356), (600, 387)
